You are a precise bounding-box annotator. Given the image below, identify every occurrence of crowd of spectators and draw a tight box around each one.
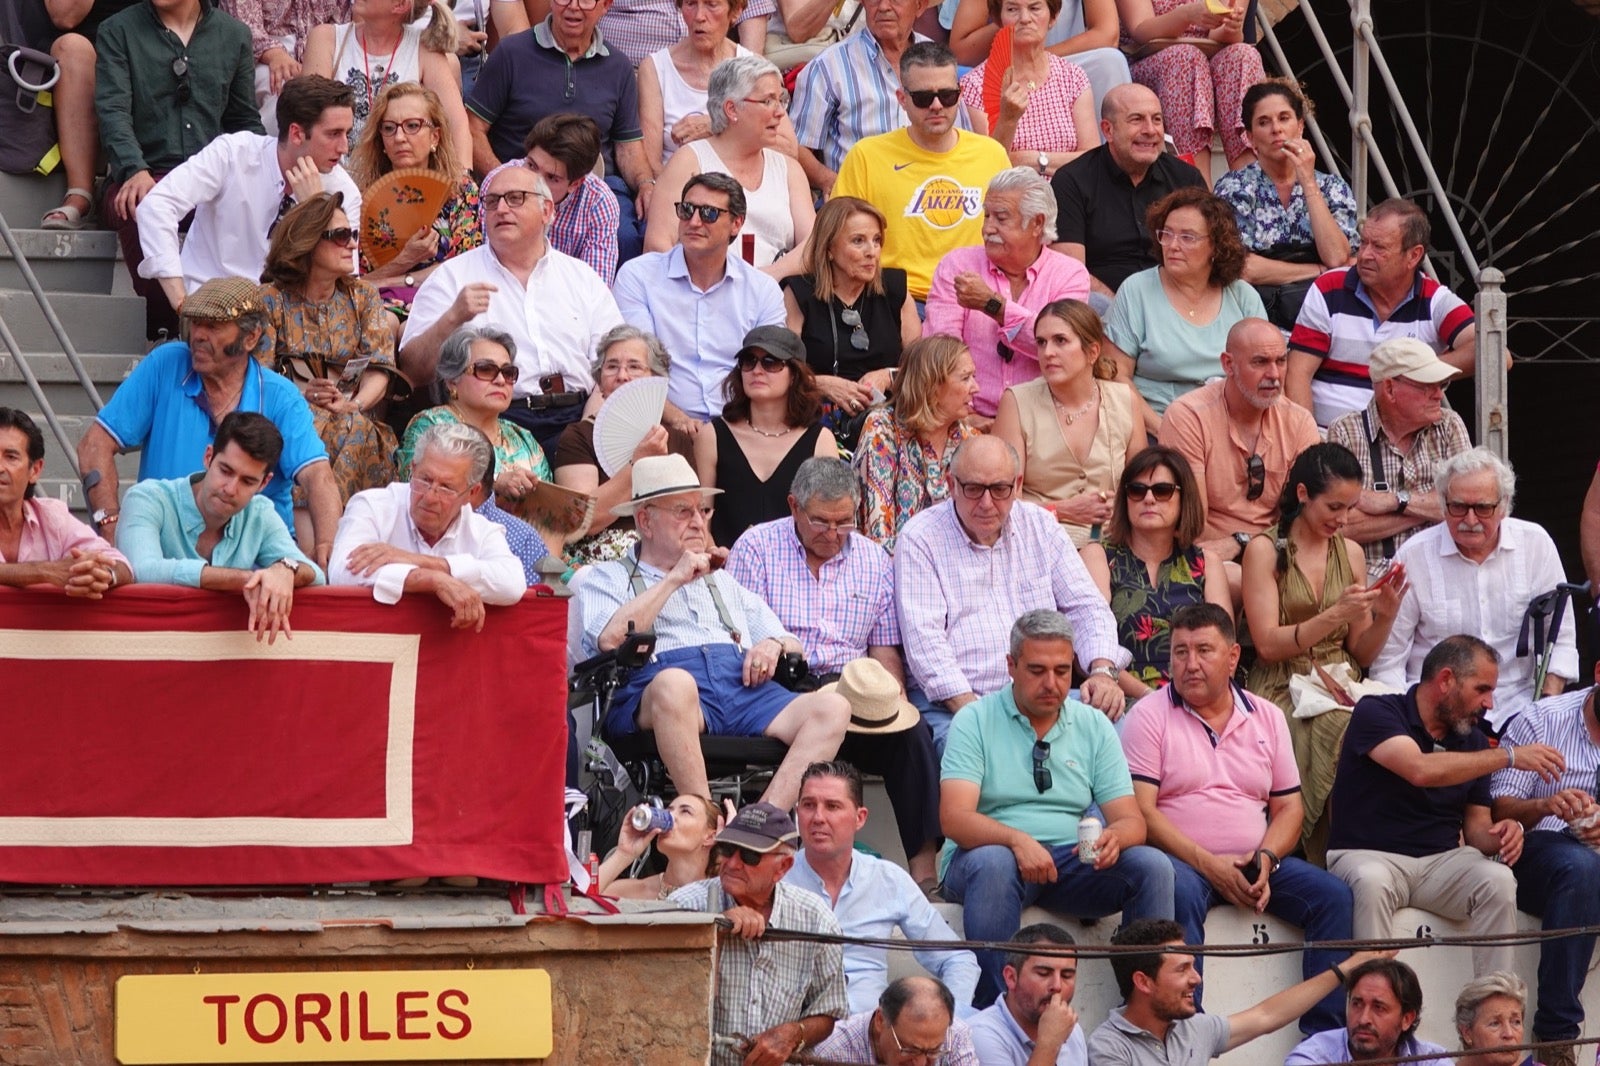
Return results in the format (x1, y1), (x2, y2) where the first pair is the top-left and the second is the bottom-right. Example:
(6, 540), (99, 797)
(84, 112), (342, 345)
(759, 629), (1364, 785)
(6, 0), (1594, 1061)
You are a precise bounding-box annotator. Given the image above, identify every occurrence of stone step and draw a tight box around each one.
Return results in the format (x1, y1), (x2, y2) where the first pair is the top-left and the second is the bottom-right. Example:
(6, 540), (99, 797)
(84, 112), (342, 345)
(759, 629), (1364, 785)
(0, 289), (147, 355)
(0, 170), (70, 229)
(0, 228), (121, 294)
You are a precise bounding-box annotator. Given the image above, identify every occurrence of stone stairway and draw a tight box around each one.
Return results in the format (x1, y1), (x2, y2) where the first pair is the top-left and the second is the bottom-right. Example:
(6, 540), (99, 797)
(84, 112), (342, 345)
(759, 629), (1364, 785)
(0, 170), (146, 510)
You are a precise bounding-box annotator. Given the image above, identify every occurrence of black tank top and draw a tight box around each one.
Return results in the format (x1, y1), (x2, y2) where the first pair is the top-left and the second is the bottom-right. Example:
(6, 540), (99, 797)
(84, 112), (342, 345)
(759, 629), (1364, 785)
(709, 417), (824, 547)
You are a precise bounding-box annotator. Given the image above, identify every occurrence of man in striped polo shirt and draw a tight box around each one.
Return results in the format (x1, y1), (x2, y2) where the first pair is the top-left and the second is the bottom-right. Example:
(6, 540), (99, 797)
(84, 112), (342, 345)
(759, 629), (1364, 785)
(1285, 198), (1476, 428)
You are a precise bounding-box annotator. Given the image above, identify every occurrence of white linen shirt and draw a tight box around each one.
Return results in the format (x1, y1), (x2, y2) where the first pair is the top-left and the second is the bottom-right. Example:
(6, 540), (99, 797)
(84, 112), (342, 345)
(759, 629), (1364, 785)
(136, 132), (362, 292)
(327, 483), (526, 606)
(1371, 517), (1577, 730)
(400, 243), (624, 397)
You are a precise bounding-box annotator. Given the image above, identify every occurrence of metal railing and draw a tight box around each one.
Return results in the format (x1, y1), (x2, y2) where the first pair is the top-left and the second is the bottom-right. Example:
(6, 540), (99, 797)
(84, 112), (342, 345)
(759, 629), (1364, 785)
(1257, 0), (1511, 458)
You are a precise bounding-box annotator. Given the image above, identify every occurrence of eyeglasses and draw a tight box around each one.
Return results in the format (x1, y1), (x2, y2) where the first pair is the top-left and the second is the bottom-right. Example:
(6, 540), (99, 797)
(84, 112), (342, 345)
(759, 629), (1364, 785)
(1126, 480), (1179, 502)
(1245, 453), (1266, 501)
(1031, 739), (1052, 793)
(649, 502), (714, 523)
(321, 227), (359, 246)
(714, 843), (768, 866)
(380, 118), (436, 137)
(410, 475), (472, 501)
(840, 307), (869, 351)
(906, 88), (961, 108)
(887, 1019), (947, 1060)
(741, 92), (790, 111)
(674, 201), (732, 224)
(552, 0), (601, 9)
(953, 477), (1016, 501)
(482, 189), (541, 210)
(737, 352), (790, 373)
(467, 360), (519, 384)
(172, 54), (191, 104)
(798, 511), (858, 534)
(1156, 228), (1207, 248)
(1445, 499), (1502, 519)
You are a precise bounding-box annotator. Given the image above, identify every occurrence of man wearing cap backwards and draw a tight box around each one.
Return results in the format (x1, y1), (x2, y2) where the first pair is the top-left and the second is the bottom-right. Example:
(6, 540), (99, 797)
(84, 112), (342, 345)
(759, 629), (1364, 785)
(613, 172), (786, 423)
(1371, 449), (1577, 732)
(1326, 336), (1472, 579)
(726, 456), (942, 889)
(670, 802), (850, 1066)
(569, 452), (850, 808)
(785, 760), (980, 1015)
(77, 277), (341, 568)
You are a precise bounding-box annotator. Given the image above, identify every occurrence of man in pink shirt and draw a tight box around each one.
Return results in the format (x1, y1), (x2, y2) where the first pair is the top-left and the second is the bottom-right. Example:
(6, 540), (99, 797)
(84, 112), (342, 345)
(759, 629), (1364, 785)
(1121, 602), (1353, 1037)
(925, 168), (1091, 426)
(0, 408), (130, 596)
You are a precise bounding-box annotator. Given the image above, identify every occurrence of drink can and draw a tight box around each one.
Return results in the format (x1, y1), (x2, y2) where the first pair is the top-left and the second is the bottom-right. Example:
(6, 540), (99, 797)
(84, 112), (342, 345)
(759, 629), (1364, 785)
(630, 805), (674, 833)
(1076, 815), (1102, 864)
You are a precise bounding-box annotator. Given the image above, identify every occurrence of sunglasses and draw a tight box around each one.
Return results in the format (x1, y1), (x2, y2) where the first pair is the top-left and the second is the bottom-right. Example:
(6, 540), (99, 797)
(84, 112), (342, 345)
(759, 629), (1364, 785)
(172, 54), (191, 104)
(468, 360), (519, 384)
(1032, 739), (1052, 793)
(906, 87), (961, 108)
(380, 118), (435, 137)
(1245, 453), (1266, 501)
(714, 843), (769, 866)
(675, 201), (732, 224)
(737, 352), (789, 373)
(269, 191), (295, 237)
(321, 227), (359, 246)
(954, 477), (1015, 501)
(840, 307), (869, 351)
(1126, 481), (1179, 502)
(1445, 499), (1501, 519)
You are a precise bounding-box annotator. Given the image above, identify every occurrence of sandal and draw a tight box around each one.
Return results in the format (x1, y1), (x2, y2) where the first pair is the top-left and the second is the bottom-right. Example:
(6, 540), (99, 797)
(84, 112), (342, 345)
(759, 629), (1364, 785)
(41, 187), (94, 230)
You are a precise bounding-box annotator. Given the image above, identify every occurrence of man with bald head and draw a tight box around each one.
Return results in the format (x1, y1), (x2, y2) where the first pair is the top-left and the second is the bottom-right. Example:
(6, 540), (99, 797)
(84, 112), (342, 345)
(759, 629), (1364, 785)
(813, 976), (981, 1065)
(1050, 83), (1207, 302)
(896, 434), (1129, 748)
(1158, 318), (1321, 592)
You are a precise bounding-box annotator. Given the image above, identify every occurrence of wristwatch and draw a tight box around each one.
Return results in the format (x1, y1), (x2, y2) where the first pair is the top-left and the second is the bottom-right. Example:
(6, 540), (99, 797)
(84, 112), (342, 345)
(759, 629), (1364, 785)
(1394, 490), (1411, 516)
(404, 273), (416, 288)
(1233, 531), (1253, 552)
(91, 507), (118, 530)
(1088, 665), (1118, 682)
(275, 557), (302, 576)
(1037, 151), (1050, 174)
(982, 295), (1004, 319)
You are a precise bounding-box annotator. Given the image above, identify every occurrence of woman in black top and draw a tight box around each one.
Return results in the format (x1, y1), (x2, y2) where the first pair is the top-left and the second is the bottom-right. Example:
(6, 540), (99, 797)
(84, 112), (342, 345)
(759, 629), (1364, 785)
(781, 197), (921, 420)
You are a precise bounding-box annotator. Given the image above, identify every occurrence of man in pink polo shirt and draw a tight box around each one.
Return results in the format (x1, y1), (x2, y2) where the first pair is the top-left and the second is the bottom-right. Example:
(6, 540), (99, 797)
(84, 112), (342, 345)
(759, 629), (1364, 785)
(1121, 603), (1354, 1038)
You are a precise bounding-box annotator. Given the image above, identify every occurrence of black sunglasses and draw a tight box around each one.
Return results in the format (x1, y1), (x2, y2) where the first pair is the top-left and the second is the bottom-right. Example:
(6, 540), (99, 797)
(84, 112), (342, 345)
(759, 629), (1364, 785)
(907, 87), (961, 108)
(840, 307), (869, 351)
(1032, 739), (1052, 793)
(1245, 453), (1266, 501)
(172, 54), (191, 104)
(468, 360), (519, 384)
(321, 227), (359, 246)
(675, 201), (732, 224)
(1126, 480), (1179, 502)
(714, 843), (768, 866)
(954, 477), (1015, 501)
(737, 352), (789, 373)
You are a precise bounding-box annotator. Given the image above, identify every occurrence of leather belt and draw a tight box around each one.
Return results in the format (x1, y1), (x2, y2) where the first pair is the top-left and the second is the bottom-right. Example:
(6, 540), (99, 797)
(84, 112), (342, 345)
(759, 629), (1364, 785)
(511, 391), (587, 410)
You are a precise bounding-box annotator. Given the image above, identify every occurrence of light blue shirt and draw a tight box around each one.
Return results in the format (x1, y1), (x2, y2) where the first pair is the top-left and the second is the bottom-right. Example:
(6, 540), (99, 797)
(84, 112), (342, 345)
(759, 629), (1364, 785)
(786, 848), (980, 1017)
(95, 342), (329, 529)
(968, 997), (1088, 1066)
(613, 246), (785, 422)
(1286, 1027), (1452, 1066)
(117, 473), (322, 587)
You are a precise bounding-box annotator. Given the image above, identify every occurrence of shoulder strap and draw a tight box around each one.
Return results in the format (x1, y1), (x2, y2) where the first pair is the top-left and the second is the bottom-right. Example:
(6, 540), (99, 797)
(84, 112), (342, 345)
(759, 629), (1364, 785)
(1362, 408), (1397, 562)
(626, 550), (742, 644)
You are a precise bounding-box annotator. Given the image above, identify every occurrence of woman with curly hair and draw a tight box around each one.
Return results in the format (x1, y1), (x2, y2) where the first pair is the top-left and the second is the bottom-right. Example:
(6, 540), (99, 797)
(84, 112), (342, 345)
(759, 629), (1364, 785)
(1103, 186), (1266, 432)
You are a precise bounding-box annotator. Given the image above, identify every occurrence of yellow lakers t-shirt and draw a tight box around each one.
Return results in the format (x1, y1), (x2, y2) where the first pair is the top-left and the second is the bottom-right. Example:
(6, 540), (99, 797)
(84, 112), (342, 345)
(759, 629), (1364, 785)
(832, 128), (1011, 301)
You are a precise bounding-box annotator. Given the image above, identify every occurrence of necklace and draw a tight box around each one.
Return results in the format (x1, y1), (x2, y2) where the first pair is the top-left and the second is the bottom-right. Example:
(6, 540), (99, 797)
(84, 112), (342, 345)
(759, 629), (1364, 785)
(1051, 384), (1099, 425)
(358, 26), (404, 118)
(449, 403), (503, 449)
(748, 421), (796, 438)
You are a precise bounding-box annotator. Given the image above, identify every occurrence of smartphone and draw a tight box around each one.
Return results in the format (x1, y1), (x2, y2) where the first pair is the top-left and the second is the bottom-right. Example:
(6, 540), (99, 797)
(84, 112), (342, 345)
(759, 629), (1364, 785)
(1371, 563), (1403, 591)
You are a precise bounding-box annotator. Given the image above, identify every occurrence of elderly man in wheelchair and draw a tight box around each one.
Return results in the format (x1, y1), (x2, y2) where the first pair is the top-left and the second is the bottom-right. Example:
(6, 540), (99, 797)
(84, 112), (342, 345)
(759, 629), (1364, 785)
(569, 455), (851, 810)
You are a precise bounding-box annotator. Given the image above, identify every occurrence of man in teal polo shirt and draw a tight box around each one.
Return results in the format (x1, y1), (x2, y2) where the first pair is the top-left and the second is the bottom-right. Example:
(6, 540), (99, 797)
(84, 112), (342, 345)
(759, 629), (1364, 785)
(76, 277), (339, 568)
(940, 607), (1174, 1009)
(117, 412), (322, 644)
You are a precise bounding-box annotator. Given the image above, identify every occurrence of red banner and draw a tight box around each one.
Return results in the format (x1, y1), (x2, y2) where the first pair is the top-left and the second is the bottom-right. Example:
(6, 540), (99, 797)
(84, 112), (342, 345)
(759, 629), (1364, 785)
(0, 586), (570, 887)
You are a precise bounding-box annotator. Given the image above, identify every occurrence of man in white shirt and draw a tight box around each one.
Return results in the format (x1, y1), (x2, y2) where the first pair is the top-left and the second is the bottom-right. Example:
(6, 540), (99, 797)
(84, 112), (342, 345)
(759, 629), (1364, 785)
(1371, 448), (1576, 733)
(400, 161), (623, 454)
(136, 74), (362, 316)
(328, 422), (525, 629)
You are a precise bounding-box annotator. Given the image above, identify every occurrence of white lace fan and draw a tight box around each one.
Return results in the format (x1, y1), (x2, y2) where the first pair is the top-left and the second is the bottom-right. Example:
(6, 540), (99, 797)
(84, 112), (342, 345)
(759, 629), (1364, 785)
(594, 376), (669, 477)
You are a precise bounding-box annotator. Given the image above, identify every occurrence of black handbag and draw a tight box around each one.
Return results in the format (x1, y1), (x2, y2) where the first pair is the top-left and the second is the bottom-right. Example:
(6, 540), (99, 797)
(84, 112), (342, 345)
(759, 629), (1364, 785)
(0, 3), (61, 176)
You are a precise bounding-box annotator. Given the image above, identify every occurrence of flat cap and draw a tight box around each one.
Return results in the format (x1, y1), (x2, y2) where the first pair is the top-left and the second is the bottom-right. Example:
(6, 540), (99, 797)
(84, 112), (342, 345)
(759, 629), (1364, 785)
(181, 277), (266, 322)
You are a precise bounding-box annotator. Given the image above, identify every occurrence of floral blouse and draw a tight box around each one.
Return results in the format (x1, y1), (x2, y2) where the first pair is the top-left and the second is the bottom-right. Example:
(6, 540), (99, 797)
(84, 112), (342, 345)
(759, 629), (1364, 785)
(359, 173), (483, 277)
(1105, 541), (1209, 686)
(259, 279), (397, 385)
(397, 405), (551, 482)
(1213, 163), (1359, 254)
(851, 408), (974, 555)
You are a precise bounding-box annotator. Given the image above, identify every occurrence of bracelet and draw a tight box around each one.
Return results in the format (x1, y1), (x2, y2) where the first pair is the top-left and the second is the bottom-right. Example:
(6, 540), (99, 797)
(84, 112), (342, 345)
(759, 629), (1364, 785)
(1330, 962), (1348, 985)
(1504, 742), (1516, 769)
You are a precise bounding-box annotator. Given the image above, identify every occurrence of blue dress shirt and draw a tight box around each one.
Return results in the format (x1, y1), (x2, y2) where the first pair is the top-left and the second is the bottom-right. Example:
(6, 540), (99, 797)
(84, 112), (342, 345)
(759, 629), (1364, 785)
(118, 473), (323, 587)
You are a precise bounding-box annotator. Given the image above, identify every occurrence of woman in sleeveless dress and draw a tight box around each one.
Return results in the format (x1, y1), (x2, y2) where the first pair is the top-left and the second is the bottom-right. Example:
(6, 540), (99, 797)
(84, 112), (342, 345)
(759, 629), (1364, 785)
(644, 54), (814, 278)
(694, 327), (836, 548)
(1243, 441), (1408, 860)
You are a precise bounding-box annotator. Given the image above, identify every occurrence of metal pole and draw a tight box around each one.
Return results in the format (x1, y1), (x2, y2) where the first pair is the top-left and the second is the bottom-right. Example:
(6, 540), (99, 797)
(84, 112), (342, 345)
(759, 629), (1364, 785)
(1474, 268), (1509, 459)
(0, 315), (81, 475)
(1352, 0), (1371, 214)
(0, 212), (105, 410)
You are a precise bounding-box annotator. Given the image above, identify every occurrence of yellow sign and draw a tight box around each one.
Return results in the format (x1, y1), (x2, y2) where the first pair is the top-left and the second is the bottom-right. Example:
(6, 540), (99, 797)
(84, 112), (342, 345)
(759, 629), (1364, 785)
(115, 969), (552, 1063)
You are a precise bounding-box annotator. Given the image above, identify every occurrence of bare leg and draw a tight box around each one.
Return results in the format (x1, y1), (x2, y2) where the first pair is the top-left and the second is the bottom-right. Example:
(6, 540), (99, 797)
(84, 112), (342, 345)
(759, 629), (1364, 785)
(637, 668), (710, 800)
(907, 843), (938, 885)
(48, 34), (98, 222)
(759, 691), (849, 809)
(1190, 146), (1214, 189)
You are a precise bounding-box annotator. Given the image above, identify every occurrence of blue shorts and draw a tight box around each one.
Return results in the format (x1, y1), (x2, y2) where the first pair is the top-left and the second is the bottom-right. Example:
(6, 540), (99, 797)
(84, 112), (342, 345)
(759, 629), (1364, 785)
(603, 644), (797, 738)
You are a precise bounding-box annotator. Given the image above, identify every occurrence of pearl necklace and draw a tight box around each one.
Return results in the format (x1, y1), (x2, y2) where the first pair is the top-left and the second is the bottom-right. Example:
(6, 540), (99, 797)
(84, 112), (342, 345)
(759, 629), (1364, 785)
(748, 422), (796, 439)
(1051, 385), (1099, 425)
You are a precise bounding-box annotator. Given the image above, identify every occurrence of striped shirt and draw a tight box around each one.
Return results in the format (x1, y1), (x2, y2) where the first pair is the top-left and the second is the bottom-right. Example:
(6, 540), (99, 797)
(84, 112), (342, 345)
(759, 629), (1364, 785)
(816, 1010), (981, 1066)
(895, 500), (1129, 703)
(723, 518), (901, 675)
(668, 879), (849, 1066)
(547, 172), (620, 286)
(790, 29), (974, 174)
(1288, 266), (1474, 427)
(1491, 686), (1600, 835)
(1325, 397), (1472, 574)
